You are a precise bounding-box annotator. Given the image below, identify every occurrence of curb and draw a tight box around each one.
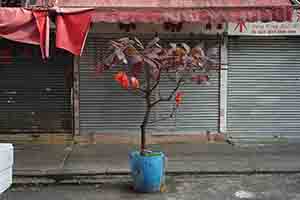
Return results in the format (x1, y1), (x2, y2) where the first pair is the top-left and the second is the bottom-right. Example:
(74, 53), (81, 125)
(13, 170), (300, 185)
(0, 133), (226, 145)
(15, 170), (300, 177)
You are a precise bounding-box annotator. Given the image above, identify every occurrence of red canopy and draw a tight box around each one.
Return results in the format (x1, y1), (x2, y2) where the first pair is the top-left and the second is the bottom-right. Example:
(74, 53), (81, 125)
(0, 1), (293, 57)
(56, 11), (91, 55)
(54, 0), (293, 23)
(0, 7), (89, 57)
(0, 8), (49, 58)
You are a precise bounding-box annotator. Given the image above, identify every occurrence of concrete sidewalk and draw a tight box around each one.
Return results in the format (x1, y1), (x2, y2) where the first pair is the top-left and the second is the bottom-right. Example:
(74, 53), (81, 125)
(12, 142), (300, 177)
(7, 174), (300, 200)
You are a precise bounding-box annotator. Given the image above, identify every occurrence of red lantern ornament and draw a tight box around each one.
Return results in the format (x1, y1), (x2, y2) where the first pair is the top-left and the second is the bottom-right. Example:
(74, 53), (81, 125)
(175, 92), (183, 106)
(114, 71), (125, 83)
(131, 77), (140, 89)
(114, 71), (129, 89)
(121, 74), (129, 89)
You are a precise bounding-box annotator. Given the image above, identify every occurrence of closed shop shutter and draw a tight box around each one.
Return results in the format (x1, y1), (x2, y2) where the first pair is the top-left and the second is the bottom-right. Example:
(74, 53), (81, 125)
(79, 33), (219, 134)
(228, 36), (300, 139)
(0, 39), (73, 133)
(174, 37), (220, 133)
(79, 34), (145, 134)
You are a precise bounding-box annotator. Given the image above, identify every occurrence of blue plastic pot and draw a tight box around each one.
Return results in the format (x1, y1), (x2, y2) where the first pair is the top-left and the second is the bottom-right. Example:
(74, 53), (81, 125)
(129, 151), (165, 193)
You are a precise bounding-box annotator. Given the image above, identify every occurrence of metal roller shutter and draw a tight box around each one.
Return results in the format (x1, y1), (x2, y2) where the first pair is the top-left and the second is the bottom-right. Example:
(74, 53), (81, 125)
(79, 34), (145, 134)
(79, 33), (219, 134)
(174, 38), (220, 133)
(0, 40), (73, 133)
(228, 36), (300, 139)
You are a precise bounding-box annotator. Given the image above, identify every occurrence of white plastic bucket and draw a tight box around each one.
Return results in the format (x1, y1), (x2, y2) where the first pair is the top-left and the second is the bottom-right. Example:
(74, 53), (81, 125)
(0, 143), (13, 194)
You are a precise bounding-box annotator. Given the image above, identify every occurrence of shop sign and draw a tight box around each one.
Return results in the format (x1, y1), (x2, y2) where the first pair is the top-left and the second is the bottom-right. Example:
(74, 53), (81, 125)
(228, 10), (300, 36)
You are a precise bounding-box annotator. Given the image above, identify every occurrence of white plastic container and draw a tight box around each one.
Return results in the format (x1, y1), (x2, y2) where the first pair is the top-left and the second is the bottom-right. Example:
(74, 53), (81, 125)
(0, 143), (13, 194)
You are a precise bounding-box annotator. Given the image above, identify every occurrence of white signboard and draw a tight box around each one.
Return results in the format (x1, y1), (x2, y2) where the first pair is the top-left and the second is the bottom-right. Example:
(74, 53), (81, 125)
(228, 10), (300, 36)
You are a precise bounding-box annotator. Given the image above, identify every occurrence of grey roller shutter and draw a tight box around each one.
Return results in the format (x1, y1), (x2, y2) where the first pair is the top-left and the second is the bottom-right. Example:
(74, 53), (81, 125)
(228, 36), (300, 139)
(79, 33), (220, 134)
(0, 40), (73, 133)
(174, 38), (220, 133)
(79, 34), (145, 134)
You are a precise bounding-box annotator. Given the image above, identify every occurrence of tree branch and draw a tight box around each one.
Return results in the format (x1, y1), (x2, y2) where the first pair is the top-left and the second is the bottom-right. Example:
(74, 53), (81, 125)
(150, 77), (184, 108)
(150, 68), (162, 92)
(148, 105), (178, 124)
(127, 88), (146, 98)
(137, 87), (147, 94)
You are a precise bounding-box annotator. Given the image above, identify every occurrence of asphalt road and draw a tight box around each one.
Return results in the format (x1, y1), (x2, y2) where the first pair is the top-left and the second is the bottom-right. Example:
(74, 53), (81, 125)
(2, 174), (300, 200)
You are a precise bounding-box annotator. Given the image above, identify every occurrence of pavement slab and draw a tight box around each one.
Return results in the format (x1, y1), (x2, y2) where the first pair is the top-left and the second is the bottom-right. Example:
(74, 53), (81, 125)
(13, 142), (300, 176)
(13, 144), (69, 173)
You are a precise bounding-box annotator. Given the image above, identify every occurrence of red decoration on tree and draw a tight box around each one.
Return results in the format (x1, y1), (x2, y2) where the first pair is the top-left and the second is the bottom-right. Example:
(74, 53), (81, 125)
(114, 71), (130, 89)
(131, 77), (140, 89)
(175, 92), (184, 106)
(114, 71), (124, 82)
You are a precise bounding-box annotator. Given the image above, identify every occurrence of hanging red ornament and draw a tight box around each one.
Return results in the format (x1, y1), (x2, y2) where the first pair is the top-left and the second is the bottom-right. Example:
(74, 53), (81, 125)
(131, 77), (140, 89)
(120, 74), (129, 89)
(114, 71), (125, 83)
(175, 92), (184, 106)
(114, 71), (130, 89)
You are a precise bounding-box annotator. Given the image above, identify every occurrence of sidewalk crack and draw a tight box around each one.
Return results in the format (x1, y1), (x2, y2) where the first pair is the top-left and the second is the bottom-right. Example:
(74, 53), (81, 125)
(60, 142), (75, 170)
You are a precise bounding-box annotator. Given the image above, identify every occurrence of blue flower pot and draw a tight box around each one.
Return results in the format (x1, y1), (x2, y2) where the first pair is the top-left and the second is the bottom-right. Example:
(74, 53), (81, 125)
(129, 151), (165, 193)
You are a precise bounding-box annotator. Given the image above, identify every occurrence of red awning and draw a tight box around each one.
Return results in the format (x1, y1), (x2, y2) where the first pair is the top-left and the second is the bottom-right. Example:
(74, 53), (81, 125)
(0, 8), (49, 58)
(0, 7), (88, 57)
(54, 0), (293, 23)
(56, 11), (91, 55)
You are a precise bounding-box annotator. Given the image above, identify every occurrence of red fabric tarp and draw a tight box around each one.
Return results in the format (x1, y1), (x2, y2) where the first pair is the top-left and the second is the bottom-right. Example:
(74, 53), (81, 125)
(0, 7), (88, 57)
(56, 11), (91, 55)
(0, 8), (49, 58)
(53, 0), (293, 23)
(33, 11), (50, 58)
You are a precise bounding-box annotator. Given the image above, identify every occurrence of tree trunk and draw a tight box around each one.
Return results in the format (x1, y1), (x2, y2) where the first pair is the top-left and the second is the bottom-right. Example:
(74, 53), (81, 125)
(140, 64), (152, 155)
(140, 106), (150, 154)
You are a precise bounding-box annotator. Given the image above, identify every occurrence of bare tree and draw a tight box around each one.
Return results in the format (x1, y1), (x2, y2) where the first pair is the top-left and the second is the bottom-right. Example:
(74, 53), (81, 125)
(97, 37), (215, 155)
